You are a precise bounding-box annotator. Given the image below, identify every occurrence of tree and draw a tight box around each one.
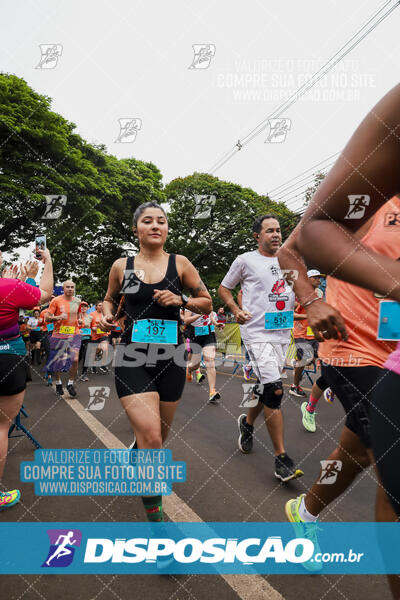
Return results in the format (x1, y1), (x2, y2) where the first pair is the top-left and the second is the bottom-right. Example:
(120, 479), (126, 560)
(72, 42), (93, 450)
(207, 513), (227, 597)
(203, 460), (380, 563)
(303, 171), (326, 207)
(165, 173), (299, 303)
(0, 74), (164, 298)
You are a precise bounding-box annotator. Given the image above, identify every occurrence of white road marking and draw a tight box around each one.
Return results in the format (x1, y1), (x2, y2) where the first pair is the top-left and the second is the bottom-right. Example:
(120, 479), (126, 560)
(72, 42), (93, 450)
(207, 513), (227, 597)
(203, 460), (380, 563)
(65, 397), (284, 600)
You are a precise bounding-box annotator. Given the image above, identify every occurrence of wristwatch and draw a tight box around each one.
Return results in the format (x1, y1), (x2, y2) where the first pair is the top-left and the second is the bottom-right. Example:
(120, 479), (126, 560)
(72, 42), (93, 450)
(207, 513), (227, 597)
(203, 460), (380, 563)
(180, 294), (189, 308)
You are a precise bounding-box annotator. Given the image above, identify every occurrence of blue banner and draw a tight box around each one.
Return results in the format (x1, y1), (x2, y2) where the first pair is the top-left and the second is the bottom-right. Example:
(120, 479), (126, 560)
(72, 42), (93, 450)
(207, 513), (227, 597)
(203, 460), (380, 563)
(20, 449), (186, 496)
(0, 522), (399, 574)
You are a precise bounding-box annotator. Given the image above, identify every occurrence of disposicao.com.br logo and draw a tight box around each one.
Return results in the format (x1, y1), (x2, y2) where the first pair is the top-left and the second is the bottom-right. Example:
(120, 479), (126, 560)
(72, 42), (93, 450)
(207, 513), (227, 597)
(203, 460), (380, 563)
(84, 535), (312, 565)
(42, 529), (82, 567)
(0, 522), (377, 575)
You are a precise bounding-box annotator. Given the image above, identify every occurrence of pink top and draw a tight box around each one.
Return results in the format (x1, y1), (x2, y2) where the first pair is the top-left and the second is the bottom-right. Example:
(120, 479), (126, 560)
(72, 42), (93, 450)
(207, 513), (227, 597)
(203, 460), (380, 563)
(0, 279), (41, 330)
(384, 343), (400, 376)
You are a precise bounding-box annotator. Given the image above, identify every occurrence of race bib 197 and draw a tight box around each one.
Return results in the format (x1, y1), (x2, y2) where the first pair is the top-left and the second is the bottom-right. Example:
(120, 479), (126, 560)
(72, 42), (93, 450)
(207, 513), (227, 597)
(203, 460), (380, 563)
(131, 319), (177, 344)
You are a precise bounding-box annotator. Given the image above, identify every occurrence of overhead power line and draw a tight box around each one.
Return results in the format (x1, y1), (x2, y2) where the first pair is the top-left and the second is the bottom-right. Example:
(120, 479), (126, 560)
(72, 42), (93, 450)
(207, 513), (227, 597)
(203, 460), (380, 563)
(267, 152), (339, 196)
(207, 0), (399, 175)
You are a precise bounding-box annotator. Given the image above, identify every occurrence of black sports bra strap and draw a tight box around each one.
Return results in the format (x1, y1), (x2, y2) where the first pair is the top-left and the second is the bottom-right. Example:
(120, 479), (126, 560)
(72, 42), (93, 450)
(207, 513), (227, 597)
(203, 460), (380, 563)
(166, 253), (175, 277)
(127, 255), (134, 271)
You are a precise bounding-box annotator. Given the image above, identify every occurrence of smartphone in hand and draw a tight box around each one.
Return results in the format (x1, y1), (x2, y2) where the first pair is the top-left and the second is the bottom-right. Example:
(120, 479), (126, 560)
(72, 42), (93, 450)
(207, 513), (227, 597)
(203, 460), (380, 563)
(35, 234), (46, 259)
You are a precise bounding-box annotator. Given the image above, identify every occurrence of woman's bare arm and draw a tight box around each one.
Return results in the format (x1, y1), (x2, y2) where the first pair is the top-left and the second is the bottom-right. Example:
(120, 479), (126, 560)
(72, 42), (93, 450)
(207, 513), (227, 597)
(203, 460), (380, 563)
(297, 83), (400, 300)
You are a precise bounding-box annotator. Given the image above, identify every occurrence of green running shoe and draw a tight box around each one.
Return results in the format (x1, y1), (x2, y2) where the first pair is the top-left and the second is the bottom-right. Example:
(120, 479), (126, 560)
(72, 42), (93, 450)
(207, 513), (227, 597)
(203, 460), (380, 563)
(196, 371), (205, 383)
(301, 402), (316, 433)
(285, 494), (322, 573)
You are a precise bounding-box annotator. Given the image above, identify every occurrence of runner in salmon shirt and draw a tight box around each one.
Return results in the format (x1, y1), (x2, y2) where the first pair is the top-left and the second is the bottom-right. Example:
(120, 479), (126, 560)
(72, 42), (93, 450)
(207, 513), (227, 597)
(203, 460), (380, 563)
(45, 280), (83, 398)
(90, 301), (110, 374)
(281, 84), (400, 596)
(284, 197), (400, 550)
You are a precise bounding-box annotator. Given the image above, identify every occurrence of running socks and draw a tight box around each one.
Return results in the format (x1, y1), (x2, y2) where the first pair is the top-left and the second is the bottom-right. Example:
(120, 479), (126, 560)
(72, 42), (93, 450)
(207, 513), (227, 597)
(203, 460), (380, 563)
(141, 495), (163, 522)
(298, 496), (318, 522)
(306, 395), (319, 414)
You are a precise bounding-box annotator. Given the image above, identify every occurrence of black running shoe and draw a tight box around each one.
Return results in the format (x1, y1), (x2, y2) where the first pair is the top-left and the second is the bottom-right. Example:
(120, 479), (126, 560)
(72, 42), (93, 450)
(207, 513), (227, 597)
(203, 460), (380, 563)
(275, 453), (304, 482)
(289, 385), (307, 398)
(67, 384), (77, 398)
(208, 391), (221, 404)
(55, 384), (64, 397)
(237, 413), (253, 453)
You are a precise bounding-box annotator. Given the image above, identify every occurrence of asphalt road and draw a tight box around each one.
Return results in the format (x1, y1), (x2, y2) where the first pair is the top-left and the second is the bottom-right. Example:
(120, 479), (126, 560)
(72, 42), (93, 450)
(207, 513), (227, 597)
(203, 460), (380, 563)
(2, 359), (392, 600)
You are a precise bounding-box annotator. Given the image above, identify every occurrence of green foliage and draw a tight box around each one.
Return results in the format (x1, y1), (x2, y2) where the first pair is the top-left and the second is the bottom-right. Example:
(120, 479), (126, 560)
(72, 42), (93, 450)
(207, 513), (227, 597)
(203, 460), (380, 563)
(165, 173), (299, 303)
(0, 75), (299, 305)
(304, 171), (326, 207)
(0, 73), (164, 298)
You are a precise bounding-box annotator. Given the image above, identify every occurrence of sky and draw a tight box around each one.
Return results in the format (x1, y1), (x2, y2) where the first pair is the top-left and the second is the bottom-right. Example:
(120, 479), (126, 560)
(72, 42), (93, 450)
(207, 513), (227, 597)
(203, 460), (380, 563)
(1, 0), (400, 265)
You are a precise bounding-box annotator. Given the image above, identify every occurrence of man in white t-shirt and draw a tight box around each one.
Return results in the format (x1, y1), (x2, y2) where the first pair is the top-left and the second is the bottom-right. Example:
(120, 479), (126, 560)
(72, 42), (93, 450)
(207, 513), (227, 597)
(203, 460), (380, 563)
(218, 214), (304, 482)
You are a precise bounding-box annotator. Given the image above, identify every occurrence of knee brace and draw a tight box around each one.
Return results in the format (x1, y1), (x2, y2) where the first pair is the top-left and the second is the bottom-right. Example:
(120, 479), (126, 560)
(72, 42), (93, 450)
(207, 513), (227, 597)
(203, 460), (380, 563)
(260, 380), (283, 409)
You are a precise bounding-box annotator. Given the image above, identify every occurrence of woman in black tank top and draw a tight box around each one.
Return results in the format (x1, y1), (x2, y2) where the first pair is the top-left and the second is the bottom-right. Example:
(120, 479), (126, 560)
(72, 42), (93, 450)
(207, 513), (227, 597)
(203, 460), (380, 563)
(100, 201), (212, 522)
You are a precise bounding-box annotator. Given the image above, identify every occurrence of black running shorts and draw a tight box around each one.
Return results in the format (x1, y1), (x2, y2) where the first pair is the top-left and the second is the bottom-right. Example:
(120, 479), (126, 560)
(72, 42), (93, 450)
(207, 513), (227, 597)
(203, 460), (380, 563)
(321, 364), (383, 447)
(371, 369), (400, 516)
(114, 343), (186, 402)
(192, 331), (217, 350)
(0, 354), (29, 396)
(29, 330), (43, 344)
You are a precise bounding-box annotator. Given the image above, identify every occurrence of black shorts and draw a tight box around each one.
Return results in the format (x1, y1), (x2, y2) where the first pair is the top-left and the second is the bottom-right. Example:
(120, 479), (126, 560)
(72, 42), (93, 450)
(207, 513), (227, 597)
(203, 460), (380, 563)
(0, 354), (29, 396)
(29, 330), (43, 344)
(114, 343), (186, 402)
(371, 369), (400, 515)
(184, 324), (195, 342)
(295, 337), (318, 362)
(321, 364), (383, 447)
(192, 332), (217, 350)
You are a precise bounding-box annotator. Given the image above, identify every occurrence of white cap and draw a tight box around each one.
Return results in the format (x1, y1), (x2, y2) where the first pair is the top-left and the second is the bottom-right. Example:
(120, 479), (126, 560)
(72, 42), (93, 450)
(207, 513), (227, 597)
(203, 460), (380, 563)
(307, 269), (321, 278)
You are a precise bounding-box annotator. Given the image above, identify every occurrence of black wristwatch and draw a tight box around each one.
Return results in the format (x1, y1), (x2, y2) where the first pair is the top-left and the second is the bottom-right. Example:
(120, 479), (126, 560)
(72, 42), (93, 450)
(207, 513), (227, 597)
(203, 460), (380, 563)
(180, 294), (189, 308)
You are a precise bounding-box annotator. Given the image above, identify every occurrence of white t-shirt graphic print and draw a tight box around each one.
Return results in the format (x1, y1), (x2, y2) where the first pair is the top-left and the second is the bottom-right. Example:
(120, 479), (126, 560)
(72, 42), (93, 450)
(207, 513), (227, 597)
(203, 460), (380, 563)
(221, 250), (294, 344)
